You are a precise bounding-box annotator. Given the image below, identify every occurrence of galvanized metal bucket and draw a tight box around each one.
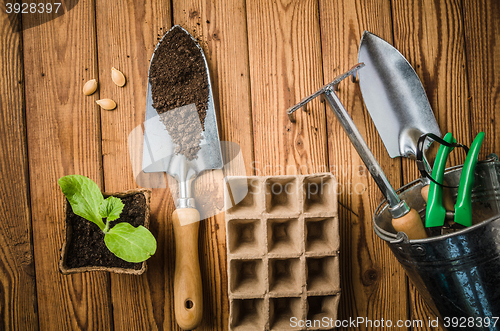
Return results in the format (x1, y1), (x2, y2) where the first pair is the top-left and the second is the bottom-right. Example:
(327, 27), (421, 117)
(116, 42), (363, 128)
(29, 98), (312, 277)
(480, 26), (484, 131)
(373, 159), (500, 331)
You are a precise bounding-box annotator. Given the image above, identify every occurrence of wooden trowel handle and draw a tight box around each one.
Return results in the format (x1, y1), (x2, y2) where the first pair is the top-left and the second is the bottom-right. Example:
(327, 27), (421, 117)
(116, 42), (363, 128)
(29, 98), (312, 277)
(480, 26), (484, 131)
(392, 208), (428, 240)
(173, 208), (203, 330)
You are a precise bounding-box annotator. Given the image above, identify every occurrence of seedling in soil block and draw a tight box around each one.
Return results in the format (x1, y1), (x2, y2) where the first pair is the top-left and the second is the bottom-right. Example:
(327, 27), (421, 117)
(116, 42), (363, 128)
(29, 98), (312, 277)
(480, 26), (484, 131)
(58, 175), (157, 263)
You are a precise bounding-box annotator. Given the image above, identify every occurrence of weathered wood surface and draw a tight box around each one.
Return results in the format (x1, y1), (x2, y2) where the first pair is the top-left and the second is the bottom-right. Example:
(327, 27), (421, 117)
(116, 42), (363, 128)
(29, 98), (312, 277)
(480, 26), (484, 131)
(0, 0), (498, 329)
(246, 0), (328, 177)
(0, 7), (38, 331)
(462, 0), (500, 160)
(95, 1), (172, 330)
(22, 0), (113, 329)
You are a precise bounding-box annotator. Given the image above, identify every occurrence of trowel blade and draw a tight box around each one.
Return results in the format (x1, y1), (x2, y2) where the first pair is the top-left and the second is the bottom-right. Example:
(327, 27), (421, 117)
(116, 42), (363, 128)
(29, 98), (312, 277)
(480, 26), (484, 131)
(357, 31), (441, 159)
(142, 25), (223, 177)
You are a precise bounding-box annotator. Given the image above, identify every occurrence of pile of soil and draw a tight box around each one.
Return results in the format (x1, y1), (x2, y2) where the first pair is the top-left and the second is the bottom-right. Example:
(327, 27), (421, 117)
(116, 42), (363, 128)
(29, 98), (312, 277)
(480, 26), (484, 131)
(149, 25), (209, 160)
(64, 193), (147, 270)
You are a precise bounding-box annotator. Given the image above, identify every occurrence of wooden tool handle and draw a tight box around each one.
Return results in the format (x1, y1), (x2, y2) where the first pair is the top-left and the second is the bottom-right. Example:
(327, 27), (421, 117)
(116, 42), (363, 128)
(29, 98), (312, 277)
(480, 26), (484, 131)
(421, 184), (454, 211)
(421, 185), (430, 202)
(392, 208), (428, 240)
(173, 208), (203, 330)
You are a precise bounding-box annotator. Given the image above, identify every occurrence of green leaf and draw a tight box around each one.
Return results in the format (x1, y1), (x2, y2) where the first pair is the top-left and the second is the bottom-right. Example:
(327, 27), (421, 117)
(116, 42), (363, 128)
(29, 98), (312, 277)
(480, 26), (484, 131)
(104, 223), (157, 262)
(99, 196), (124, 221)
(58, 175), (105, 230)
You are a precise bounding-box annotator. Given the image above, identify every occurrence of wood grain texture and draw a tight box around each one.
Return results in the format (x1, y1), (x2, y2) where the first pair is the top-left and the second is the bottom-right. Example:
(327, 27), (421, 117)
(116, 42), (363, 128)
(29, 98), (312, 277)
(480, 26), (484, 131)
(246, 0), (328, 176)
(22, 0), (113, 329)
(462, 0), (500, 159)
(94, 1), (172, 330)
(0, 9), (38, 331)
(318, 0), (410, 329)
(392, 0), (470, 329)
(171, 0), (254, 328)
(1, 1), (497, 330)
(392, 0), (471, 173)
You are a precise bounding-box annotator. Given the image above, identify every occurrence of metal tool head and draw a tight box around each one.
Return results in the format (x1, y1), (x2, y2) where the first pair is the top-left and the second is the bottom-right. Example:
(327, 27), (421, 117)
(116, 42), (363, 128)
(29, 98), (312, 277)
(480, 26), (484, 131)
(142, 25), (223, 182)
(358, 31), (441, 159)
(286, 64), (409, 218)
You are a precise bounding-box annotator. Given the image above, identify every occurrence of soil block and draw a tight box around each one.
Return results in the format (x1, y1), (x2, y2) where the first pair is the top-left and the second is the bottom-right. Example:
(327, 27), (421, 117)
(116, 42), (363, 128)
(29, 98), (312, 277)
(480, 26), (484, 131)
(59, 188), (151, 275)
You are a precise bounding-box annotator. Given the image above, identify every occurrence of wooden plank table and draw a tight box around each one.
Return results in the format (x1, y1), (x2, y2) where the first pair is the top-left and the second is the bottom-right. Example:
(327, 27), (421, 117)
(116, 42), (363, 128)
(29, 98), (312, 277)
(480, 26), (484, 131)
(1, 0), (499, 330)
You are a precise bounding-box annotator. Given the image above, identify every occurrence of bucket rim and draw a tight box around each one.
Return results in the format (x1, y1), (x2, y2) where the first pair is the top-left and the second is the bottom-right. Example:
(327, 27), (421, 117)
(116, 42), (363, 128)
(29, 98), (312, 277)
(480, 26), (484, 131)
(373, 159), (500, 243)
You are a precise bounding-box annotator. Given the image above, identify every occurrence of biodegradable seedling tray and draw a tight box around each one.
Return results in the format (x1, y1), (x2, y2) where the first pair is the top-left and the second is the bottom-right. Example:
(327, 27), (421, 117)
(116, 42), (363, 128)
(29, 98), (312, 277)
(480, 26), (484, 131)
(225, 173), (340, 330)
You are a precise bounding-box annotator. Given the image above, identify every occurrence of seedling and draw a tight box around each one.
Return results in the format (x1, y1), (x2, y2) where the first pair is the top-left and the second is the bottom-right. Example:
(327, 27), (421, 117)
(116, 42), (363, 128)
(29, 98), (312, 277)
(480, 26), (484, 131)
(58, 175), (157, 263)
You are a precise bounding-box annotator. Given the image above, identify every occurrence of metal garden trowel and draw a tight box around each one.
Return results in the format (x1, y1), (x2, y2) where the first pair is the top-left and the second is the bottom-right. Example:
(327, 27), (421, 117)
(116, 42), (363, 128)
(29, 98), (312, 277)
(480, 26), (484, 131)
(142, 25), (223, 330)
(357, 31), (442, 164)
(357, 31), (449, 235)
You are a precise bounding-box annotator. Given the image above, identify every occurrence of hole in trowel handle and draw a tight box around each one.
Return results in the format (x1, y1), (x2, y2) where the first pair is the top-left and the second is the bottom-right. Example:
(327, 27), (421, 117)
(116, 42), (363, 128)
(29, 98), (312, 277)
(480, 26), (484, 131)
(185, 299), (194, 310)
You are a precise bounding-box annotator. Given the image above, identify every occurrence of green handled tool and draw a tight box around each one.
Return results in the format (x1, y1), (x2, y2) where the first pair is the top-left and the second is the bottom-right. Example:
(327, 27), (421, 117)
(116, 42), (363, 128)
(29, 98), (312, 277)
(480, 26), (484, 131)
(425, 133), (456, 227)
(454, 132), (485, 226)
(425, 132), (485, 228)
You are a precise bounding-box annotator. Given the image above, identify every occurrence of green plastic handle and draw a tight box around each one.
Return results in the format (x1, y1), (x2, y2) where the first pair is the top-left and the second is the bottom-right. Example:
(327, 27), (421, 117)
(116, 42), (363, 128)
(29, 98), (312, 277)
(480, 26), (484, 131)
(454, 132), (485, 227)
(425, 133), (456, 227)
